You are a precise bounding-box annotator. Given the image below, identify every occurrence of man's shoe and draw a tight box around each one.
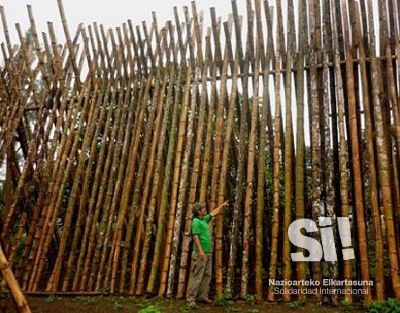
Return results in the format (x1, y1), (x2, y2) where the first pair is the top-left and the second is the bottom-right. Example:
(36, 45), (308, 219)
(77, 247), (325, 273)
(198, 298), (212, 304)
(187, 301), (198, 308)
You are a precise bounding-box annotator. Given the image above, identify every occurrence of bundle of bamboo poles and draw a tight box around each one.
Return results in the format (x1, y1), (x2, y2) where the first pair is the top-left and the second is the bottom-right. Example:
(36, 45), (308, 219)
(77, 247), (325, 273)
(0, 0), (399, 304)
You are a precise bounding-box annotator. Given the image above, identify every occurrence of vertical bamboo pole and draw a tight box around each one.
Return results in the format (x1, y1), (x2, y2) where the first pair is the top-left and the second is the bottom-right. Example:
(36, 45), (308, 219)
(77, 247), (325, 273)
(330, 0), (353, 302)
(176, 31), (211, 298)
(295, 0), (307, 302)
(341, 0), (372, 303)
(351, 0), (385, 300)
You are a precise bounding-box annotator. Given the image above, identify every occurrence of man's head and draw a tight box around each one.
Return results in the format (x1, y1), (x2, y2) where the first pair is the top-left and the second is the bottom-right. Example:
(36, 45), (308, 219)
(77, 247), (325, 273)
(193, 202), (206, 218)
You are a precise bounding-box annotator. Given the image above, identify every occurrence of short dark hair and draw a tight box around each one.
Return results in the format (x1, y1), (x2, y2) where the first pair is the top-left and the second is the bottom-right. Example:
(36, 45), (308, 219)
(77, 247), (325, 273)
(192, 202), (206, 217)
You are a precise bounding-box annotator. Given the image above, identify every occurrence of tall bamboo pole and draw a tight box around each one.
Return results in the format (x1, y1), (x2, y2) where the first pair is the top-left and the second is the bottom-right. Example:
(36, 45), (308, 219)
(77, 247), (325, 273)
(176, 32), (211, 298)
(158, 66), (193, 296)
(341, 0), (372, 303)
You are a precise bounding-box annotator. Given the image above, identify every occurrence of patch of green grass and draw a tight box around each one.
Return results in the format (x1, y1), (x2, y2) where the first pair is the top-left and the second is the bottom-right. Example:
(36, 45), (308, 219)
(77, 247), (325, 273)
(247, 309), (259, 313)
(113, 297), (124, 310)
(46, 295), (62, 303)
(72, 296), (97, 303)
(179, 306), (193, 313)
(364, 298), (400, 313)
(340, 299), (352, 312)
(245, 294), (256, 305)
(138, 304), (163, 313)
(213, 292), (233, 307)
(286, 300), (304, 309)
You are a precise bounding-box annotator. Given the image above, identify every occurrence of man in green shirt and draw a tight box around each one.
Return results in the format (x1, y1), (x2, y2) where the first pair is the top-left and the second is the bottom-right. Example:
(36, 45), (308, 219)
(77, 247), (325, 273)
(186, 200), (229, 306)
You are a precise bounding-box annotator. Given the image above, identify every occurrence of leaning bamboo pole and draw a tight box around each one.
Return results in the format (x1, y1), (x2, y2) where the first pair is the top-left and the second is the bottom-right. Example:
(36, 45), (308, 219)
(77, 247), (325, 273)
(20, 65), (75, 290)
(226, 0), (249, 297)
(159, 66), (193, 296)
(176, 32), (210, 298)
(165, 65), (199, 298)
(47, 81), (101, 292)
(210, 29), (229, 298)
(111, 74), (152, 293)
(215, 43), (239, 298)
(146, 46), (182, 294)
(128, 50), (166, 295)
(85, 82), (123, 291)
(0, 244), (31, 313)
(105, 75), (138, 293)
(72, 79), (115, 291)
(147, 34), (183, 293)
(130, 59), (168, 296)
(94, 77), (130, 292)
(29, 80), (91, 292)
(136, 50), (174, 296)
(63, 83), (109, 291)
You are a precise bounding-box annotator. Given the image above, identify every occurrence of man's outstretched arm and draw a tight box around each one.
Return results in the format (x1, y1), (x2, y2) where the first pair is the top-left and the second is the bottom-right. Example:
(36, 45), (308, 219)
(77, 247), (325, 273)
(210, 200), (229, 217)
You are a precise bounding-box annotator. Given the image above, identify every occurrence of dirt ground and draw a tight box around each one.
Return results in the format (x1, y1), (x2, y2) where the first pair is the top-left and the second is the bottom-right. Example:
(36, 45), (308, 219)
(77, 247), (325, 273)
(3, 295), (365, 313)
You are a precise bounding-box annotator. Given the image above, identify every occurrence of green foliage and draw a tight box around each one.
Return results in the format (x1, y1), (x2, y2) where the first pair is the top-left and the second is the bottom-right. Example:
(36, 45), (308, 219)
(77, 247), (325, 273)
(72, 296), (97, 303)
(247, 309), (259, 313)
(179, 305), (194, 313)
(213, 292), (233, 307)
(286, 300), (304, 309)
(365, 298), (400, 313)
(113, 297), (124, 310)
(46, 295), (62, 303)
(245, 294), (256, 305)
(138, 304), (163, 313)
(341, 299), (352, 312)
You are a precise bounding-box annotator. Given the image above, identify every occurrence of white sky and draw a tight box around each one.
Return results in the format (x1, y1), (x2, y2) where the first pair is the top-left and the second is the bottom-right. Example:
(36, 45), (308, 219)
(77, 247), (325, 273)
(0, 0), (246, 45)
(0, 0), (382, 149)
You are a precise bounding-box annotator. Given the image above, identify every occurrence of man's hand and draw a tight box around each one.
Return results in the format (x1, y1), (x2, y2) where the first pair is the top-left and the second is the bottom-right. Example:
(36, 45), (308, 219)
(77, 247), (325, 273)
(193, 235), (206, 260)
(199, 251), (206, 261)
(210, 200), (229, 217)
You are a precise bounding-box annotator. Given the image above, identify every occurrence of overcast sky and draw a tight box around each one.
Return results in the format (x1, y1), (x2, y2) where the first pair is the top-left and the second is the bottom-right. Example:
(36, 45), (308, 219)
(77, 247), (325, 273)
(0, 0), (247, 45)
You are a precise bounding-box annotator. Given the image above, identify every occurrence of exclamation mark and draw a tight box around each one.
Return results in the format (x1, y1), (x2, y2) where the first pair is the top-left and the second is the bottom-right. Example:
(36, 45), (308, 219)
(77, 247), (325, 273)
(337, 217), (355, 260)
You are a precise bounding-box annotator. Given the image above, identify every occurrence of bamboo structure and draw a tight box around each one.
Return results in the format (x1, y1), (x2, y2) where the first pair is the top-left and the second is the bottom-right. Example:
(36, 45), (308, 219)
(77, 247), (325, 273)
(0, 0), (399, 304)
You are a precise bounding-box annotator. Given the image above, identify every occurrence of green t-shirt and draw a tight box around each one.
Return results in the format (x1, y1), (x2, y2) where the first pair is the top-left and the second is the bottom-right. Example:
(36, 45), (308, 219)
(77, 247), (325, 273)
(192, 214), (212, 254)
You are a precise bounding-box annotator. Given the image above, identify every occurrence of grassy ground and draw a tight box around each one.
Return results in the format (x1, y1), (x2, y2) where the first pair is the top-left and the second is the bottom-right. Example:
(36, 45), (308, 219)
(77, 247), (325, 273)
(3, 295), (365, 313)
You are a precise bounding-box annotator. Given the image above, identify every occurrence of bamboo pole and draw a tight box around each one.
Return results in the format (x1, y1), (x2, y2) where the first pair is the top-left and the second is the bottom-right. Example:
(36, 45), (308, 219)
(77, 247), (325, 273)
(294, 0), (307, 302)
(330, 0), (353, 302)
(341, 0), (372, 303)
(267, 53), (282, 302)
(226, 0), (249, 297)
(158, 66), (193, 296)
(350, 1), (385, 300)
(0, 244), (31, 313)
(176, 31), (211, 298)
